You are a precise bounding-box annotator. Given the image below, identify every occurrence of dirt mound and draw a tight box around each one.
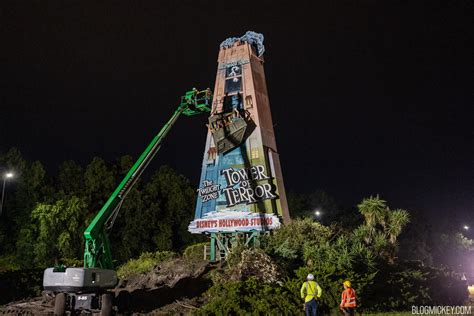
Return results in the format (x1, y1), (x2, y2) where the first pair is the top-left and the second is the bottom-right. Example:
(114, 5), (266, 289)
(114, 257), (213, 314)
(0, 258), (214, 315)
(0, 293), (54, 315)
(136, 296), (206, 315)
(119, 257), (210, 290)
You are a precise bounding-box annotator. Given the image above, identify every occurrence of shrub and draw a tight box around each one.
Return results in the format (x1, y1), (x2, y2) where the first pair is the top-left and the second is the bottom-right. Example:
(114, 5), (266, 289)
(0, 255), (20, 272)
(363, 261), (469, 311)
(183, 242), (208, 262)
(200, 212), (468, 313)
(61, 257), (82, 267)
(293, 265), (377, 313)
(195, 277), (301, 315)
(263, 218), (333, 261)
(262, 218), (333, 274)
(116, 250), (176, 279)
(228, 248), (281, 284)
(0, 269), (43, 304)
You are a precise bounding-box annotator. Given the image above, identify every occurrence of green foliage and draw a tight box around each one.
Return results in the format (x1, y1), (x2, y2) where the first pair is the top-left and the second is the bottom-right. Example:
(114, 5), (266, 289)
(227, 248), (281, 284)
(0, 148), (46, 261)
(358, 196), (387, 229)
(57, 160), (84, 196)
(0, 269), (44, 305)
(0, 149), (201, 270)
(364, 261), (469, 310)
(225, 243), (249, 268)
(15, 225), (36, 268)
(195, 277), (301, 315)
(116, 251), (176, 279)
(386, 209), (410, 244)
(61, 258), (83, 267)
(261, 218), (333, 275)
(110, 165), (199, 262)
(293, 266), (377, 312)
(264, 218), (332, 261)
(0, 148), (470, 312)
(356, 196), (410, 262)
(0, 255), (21, 272)
(31, 196), (87, 266)
(145, 165), (197, 248)
(183, 242), (208, 262)
(295, 223), (378, 311)
(84, 157), (116, 209)
(203, 202), (464, 314)
(0, 148), (201, 300)
(203, 219), (380, 313)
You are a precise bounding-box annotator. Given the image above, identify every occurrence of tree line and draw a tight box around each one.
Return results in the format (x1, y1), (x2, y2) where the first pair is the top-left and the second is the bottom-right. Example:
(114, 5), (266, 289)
(1, 147), (472, 275)
(287, 190), (474, 277)
(0, 147), (202, 270)
(0, 147), (472, 311)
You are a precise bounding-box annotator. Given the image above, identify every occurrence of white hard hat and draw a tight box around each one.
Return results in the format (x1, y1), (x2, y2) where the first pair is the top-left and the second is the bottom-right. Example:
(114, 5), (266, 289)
(307, 274), (314, 280)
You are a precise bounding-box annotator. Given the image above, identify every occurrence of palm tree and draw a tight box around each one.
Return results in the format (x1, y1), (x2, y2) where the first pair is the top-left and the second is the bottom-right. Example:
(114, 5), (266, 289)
(355, 196), (411, 263)
(357, 195), (388, 244)
(353, 225), (372, 244)
(357, 196), (387, 228)
(386, 209), (410, 245)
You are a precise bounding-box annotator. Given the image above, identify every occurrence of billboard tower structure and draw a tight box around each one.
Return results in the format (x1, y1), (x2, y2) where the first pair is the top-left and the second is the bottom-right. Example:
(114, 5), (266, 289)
(188, 32), (290, 261)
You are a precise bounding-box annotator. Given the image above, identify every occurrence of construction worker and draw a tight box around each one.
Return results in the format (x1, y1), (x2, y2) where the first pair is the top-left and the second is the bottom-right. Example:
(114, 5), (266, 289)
(340, 280), (357, 316)
(300, 274), (322, 316)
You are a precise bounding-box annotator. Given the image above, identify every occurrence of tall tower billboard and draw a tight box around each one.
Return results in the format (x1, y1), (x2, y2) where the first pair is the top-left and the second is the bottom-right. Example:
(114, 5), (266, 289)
(188, 32), (289, 234)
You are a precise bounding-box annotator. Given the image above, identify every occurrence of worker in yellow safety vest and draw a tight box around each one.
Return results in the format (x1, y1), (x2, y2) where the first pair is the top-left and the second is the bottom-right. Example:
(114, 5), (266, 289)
(300, 274), (322, 316)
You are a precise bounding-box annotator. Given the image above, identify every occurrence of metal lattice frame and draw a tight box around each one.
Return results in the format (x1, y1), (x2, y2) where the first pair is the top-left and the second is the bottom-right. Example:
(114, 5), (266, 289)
(209, 231), (263, 262)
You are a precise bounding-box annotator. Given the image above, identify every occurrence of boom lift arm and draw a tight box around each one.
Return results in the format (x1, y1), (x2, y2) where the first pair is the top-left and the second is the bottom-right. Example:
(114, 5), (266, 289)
(83, 88), (212, 269)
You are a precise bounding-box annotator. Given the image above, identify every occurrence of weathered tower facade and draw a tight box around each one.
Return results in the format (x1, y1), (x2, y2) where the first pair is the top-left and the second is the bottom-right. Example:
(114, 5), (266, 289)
(188, 32), (289, 260)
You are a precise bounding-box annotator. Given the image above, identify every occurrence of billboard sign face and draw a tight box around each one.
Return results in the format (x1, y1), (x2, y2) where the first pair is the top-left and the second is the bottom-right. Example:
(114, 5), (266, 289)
(189, 163), (281, 233)
(188, 210), (280, 233)
(199, 165), (277, 207)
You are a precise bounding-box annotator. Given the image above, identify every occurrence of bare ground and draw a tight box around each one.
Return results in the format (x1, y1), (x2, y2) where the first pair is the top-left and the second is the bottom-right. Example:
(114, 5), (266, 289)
(0, 258), (214, 315)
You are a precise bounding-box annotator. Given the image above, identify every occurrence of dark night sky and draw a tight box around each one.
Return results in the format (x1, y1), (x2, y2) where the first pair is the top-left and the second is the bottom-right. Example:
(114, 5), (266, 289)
(1, 1), (473, 226)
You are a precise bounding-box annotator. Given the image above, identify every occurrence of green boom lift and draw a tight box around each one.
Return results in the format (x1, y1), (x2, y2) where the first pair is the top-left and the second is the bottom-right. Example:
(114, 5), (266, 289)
(43, 88), (212, 316)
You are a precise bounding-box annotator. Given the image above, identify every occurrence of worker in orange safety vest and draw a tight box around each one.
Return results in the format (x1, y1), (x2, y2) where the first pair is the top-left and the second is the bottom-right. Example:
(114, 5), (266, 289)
(340, 280), (357, 316)
(300, 274), (322, 316)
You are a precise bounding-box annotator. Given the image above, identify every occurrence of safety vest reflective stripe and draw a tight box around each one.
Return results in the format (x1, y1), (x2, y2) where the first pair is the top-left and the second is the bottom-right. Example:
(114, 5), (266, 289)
(342, 289), (356, 307)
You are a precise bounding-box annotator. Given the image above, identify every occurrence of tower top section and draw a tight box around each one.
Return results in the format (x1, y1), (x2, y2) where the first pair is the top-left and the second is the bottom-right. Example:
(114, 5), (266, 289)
(219, 31), (265, 57)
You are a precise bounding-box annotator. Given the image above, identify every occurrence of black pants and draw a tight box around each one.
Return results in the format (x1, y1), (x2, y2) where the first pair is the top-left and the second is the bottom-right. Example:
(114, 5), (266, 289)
(342, 307), (355, 316)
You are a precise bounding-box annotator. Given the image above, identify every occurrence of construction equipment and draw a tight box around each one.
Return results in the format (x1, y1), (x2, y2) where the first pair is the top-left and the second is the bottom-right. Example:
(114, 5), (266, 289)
(43, 88), (212, 315)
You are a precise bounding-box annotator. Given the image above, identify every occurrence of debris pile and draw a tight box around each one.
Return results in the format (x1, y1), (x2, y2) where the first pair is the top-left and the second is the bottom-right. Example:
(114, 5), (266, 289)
(229, 248), (281, 284)
(113, 257), (212, 314)
(119, 257), (209, 290)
